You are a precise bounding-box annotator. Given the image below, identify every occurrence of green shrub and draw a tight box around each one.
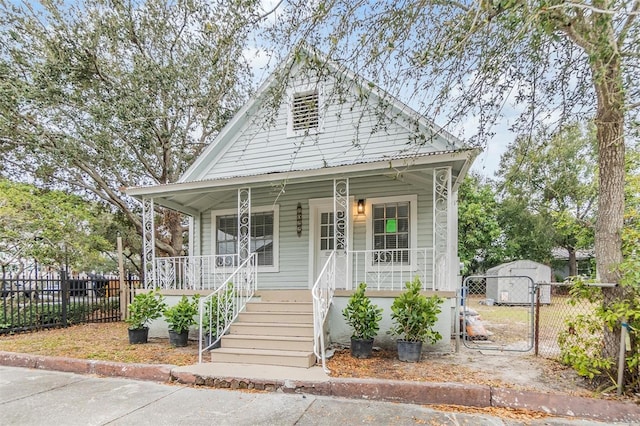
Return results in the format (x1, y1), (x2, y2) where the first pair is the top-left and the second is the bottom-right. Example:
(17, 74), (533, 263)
(164, 295), (200, 333)
(342, 282), (382, 340)
(388, 277), (443, 344)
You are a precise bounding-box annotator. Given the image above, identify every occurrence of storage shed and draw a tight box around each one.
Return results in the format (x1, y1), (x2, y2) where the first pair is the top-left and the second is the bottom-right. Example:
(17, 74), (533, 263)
(486, 260), (551, 305)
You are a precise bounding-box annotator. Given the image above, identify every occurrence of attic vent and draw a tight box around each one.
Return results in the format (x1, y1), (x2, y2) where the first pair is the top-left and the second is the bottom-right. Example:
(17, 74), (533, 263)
(291, 91), (319, 131)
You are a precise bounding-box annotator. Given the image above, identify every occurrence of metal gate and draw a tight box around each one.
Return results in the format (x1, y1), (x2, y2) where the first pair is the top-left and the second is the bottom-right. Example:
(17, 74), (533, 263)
(461, 275), (536, 352)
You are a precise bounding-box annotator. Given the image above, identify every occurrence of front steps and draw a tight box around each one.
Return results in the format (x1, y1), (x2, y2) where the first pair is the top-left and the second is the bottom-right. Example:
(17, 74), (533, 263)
(209, 290), (316, 368)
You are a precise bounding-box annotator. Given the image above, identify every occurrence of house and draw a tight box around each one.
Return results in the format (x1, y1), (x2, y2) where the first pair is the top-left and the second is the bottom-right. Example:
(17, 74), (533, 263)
(127, 46), (478, 369)
(551, 247), (595, 281)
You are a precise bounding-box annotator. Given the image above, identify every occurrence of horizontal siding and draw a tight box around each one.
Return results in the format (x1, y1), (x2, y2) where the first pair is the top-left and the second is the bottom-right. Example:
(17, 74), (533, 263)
(199, 175), (435, 289)
(201, 74), (453, 181)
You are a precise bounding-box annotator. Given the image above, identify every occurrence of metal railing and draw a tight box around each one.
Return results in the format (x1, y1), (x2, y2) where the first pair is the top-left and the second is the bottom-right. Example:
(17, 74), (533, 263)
(198, 254), (257, 363)
(155, 254), (239, 290)
(348, 248), (434, 290)
(312, 250), (336, 372)
(1, 273), (141, 334)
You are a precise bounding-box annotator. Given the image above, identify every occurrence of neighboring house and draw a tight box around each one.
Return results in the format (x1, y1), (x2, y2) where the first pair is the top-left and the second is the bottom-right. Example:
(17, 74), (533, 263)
(127, 46), (478, 368)
(551, 247), (595, 281)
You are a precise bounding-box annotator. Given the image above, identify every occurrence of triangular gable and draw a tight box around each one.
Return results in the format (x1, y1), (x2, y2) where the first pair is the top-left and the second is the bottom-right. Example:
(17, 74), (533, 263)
(179, 46), (465, 184)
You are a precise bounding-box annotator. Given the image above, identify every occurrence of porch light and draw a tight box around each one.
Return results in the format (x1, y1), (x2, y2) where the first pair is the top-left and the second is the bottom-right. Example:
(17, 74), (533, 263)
(357, 199), (365, 215)
(296, 202), (303, 236)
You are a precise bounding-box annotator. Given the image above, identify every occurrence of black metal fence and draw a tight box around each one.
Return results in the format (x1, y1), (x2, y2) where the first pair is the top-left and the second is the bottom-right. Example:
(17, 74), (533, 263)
(1, 272), (142, 334)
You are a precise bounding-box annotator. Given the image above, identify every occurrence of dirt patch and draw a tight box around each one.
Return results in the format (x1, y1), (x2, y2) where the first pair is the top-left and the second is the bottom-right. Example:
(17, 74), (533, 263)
(0, 322), (198, 366)
(327, 346), (595, 397)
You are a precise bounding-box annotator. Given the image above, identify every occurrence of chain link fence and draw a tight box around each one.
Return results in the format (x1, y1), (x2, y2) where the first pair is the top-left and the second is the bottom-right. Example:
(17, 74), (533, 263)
(461, 275), (535, 351)
(535, 283), (624, 368)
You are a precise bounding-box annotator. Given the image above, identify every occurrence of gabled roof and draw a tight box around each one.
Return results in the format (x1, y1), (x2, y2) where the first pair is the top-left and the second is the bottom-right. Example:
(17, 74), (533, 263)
(127, 45), (478, 213)
(177, 45), (468, 184)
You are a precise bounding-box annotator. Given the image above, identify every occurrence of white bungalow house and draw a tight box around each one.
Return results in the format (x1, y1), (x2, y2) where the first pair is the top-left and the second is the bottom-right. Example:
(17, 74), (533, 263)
(127, 47), (478, 369)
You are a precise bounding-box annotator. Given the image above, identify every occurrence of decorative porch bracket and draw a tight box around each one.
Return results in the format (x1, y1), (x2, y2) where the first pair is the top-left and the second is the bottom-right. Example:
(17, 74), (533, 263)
(333, 178), (349, 289)
(433, 167), (452, 291)
(142, 197), (156, 288)
(238, 187), (251, 264)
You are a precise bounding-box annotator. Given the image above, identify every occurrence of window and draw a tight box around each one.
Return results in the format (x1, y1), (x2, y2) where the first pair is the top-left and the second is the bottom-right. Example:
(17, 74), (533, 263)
(373, 201), (410, 263)
(212, 206), (279, 271)
(365, 195), (417, 267)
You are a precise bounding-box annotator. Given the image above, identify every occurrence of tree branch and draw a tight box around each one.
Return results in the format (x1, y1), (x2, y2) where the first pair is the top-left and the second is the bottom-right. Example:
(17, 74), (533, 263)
(618, 0), (639, 46)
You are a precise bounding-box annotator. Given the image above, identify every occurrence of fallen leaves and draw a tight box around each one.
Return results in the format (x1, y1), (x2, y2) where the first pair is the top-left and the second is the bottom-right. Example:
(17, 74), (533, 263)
(0, 322), (198, 366)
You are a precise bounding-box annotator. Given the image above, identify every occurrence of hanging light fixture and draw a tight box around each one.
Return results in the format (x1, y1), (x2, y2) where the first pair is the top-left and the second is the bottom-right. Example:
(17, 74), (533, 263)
(357, 199), (365, 215)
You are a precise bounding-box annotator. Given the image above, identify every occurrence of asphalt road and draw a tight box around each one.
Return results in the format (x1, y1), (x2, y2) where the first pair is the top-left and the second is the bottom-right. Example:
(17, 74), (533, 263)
(0, 366), (620, 426)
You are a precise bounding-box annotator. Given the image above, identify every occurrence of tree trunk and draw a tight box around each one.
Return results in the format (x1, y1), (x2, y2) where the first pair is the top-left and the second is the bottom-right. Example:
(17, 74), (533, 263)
(163, 209), (185, 258)
(567, 248), (577, 277)
(592, 56), (625, 360)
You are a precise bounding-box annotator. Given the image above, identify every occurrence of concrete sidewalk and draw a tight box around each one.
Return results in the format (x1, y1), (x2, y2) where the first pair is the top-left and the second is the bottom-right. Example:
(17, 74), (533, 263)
(0, 365), (619, 425)
(1, 351), (639, 424)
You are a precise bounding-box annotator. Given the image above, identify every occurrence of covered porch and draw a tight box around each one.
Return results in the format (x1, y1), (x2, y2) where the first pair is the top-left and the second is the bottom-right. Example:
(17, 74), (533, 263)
(129, 157), (466, 368)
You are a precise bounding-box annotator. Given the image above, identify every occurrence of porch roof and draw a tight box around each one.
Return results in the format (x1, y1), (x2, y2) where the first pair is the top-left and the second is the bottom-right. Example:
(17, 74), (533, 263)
(127, 148), (478, 215)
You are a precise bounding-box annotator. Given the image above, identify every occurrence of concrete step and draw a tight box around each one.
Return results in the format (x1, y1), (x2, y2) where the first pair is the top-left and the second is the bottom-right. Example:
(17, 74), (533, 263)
(230, 322), (314, 337)
(210, 348), (316, 368)
(222, 334), (314, 351)
(237, 312), (313, 324)
(245, 301), (313, 313)
(255, 290), (312, 303)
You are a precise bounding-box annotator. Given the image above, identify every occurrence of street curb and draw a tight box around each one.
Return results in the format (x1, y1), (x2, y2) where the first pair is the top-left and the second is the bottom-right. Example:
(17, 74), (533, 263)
(0, 351), (173, 382)
(2, 351), (639, 423)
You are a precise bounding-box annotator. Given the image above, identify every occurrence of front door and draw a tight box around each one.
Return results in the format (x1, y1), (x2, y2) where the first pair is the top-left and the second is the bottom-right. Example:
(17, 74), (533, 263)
(309, 199), (349, 289)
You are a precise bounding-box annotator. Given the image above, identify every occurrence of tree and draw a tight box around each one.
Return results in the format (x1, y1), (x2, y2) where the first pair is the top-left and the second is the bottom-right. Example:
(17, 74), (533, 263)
(0, 0), (259, 257)
(0, 179), (111, 275)
(265, 0), (638, 367)
(497, 123), (597, 276)
(458, 174), (505, 274)
(496, 197), (557, 265)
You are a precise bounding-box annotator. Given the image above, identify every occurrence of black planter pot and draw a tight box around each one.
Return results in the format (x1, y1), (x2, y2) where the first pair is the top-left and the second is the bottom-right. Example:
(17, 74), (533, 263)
(204, 333), (221, 349)
(397, 339), (422, 362)
(350, 337), (374, 359)
(168, 329), (189, 347)
(128, 327), (149, 344)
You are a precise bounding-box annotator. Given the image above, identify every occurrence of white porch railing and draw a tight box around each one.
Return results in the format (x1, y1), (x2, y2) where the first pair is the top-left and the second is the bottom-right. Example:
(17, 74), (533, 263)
(312, 250), (336, 373)
(155, 254), (239, 290)
(348, 248), (434, 290)
(198, 254), (257, 363)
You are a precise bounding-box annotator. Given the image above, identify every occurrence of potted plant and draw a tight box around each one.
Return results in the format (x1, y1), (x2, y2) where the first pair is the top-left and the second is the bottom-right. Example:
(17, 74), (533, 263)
(342, 282), (383, 358)
(125, 289), (166, 344)
(388, 277), (444, 362)
(164, 294), (200, 347)
(201, 283), (234, 349)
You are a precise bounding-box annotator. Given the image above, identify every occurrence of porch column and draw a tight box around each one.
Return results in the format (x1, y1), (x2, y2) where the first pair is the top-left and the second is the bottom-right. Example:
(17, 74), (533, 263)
(189, 213), (202, 257)
(238, 187), (251, 263)
(334, 178), (349, 289)
(142, 197), (156, 288)
(433, 167), (453, 291)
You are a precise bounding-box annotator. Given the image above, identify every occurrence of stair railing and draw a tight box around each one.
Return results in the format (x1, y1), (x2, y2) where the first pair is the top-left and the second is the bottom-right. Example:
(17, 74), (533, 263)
(198, 253), (257, 363)
(312, 250), (336, 372)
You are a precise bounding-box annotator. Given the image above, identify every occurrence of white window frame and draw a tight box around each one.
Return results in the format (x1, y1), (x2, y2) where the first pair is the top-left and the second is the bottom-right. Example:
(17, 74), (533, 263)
(365, 195), (418, 272)
(211, 204), (280, 273)
(286, 84), (323, 137)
